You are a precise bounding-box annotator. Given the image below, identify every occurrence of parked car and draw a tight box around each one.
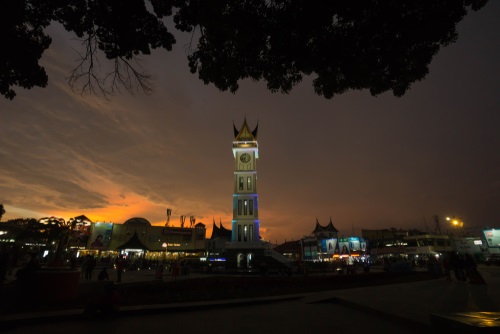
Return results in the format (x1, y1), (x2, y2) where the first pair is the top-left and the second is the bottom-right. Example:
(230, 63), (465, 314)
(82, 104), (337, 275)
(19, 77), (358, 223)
(484, 254), (500, 266)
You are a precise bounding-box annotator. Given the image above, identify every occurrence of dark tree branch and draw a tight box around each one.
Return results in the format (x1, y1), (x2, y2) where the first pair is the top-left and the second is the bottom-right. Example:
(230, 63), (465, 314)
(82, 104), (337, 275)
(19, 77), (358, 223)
(1, 0), (490, 100)
(107, 57), (154, 95)
(67, 29), (154, 99)
(67, 31), (111, 99)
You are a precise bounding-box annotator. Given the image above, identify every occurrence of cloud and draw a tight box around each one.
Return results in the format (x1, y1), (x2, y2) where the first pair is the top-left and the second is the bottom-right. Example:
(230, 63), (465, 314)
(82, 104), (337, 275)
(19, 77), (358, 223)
(2, 5), (500, 245)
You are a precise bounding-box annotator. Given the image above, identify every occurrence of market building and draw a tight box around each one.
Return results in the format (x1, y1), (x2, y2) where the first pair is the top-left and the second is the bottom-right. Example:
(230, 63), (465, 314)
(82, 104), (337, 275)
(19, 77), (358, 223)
(363, 227), (492, 265)
(71, 217), (206, 262)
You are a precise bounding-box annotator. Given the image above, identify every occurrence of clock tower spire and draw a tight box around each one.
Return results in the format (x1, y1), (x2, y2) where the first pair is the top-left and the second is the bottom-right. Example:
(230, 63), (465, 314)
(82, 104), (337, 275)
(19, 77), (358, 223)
(232, 117), (260, 243)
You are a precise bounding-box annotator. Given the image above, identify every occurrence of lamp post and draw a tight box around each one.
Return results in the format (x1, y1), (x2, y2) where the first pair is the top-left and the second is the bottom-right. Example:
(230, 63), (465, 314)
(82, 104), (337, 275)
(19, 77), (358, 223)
(162, 242), (168, 261)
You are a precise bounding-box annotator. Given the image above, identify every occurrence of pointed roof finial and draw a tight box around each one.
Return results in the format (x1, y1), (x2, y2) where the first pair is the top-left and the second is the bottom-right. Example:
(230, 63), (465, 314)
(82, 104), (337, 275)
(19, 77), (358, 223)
(234, 117), (258, 141)
(252, 122), (259, 138)
(233, 122), (239, 138)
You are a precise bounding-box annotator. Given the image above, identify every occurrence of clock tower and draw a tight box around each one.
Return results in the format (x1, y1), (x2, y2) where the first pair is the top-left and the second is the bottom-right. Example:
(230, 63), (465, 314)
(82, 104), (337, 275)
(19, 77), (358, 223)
(232, 117), (260, 243)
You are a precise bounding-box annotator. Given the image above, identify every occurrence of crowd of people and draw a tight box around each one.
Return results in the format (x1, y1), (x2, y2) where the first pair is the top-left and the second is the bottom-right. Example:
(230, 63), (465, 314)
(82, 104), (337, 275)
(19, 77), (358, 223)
(437, 252), (484, 283)
(0, 244), (193, 286)
(0, 244), (20, 283)
(77, 255), (192, 282)
(0, 242), (489, 287)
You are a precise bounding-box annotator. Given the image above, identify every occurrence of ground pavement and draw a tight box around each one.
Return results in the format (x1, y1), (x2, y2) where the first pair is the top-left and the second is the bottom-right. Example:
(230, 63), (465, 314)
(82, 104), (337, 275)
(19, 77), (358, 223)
(1, 265), (499, 333)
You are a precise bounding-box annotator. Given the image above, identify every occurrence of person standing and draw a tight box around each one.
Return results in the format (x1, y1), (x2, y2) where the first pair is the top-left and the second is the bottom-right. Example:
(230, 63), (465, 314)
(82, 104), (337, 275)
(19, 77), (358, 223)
(155, 264), (164, 279)
(464, 253), (485, 284)
(450, 252), (466, 281)
(115, 255), (125, 283)
(172, 261), (180, 280)
(442, 256), (452, 281)
(98, 267), (109, 281)
(81, 255), (88, 279)
(7, 244), (19, 276)
(85, 255), (96, 280)
(0, 245), (10, 283)
(16, 253), (40, 283)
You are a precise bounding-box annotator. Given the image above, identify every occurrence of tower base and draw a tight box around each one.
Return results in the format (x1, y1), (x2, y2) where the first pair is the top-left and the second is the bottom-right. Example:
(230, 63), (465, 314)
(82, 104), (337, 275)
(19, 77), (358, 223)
(222, 241), (293, 273)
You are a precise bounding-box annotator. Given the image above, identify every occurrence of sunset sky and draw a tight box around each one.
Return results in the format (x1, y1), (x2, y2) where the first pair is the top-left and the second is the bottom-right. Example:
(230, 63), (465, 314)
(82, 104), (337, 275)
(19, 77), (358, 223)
(1, 3), (499, 243)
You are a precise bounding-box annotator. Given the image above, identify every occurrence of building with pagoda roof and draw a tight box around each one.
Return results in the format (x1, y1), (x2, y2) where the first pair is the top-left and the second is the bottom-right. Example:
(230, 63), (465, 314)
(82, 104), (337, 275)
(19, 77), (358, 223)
(271, 218), (369, 263)
(312, 218), (339, 239)
(210, 221), (232, 240)
(116, 231), (150, 251)
(207, 220), (232, 259)
(71, 215), (92, 223)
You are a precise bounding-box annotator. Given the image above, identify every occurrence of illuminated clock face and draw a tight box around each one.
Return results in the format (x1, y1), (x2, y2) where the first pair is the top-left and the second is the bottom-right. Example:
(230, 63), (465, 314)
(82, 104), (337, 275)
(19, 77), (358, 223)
(240, 153), (251, 163)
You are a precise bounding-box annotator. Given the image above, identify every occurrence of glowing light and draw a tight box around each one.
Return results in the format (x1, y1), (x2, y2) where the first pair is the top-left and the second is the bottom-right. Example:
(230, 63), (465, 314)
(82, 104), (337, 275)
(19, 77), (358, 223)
(446, 216), (464, 228)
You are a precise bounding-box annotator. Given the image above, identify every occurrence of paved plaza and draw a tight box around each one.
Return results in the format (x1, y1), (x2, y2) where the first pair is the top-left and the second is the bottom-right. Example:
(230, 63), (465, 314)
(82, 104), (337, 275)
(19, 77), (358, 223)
(1, 265), (499, 333)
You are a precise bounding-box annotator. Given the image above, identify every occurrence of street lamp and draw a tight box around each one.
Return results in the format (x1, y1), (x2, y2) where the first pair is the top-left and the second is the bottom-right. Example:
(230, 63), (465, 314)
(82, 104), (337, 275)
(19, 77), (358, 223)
(162, 242), (168, 260)
(446, 216), (464, 228)
(446, 216), (465, 239)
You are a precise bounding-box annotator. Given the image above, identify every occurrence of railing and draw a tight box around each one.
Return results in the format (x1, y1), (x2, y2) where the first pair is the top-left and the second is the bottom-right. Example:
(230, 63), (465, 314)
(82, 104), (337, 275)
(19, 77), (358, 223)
(225, 241), (270, 249)
(264, 249), (293, 268)
(224, 241), (292, 268)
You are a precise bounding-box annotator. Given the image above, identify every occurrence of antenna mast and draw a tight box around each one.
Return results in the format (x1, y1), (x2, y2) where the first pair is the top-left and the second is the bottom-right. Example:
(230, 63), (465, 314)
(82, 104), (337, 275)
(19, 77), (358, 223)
(165, 208), (172, 227)
(433, 214), (442, 235)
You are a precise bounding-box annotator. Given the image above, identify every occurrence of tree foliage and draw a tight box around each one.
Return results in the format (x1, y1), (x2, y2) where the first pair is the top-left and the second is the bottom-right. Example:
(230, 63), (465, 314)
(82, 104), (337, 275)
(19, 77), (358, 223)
(1, 0), (489, 100)
(2, 218), (44, 242)
(0, 204), (5, 221)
